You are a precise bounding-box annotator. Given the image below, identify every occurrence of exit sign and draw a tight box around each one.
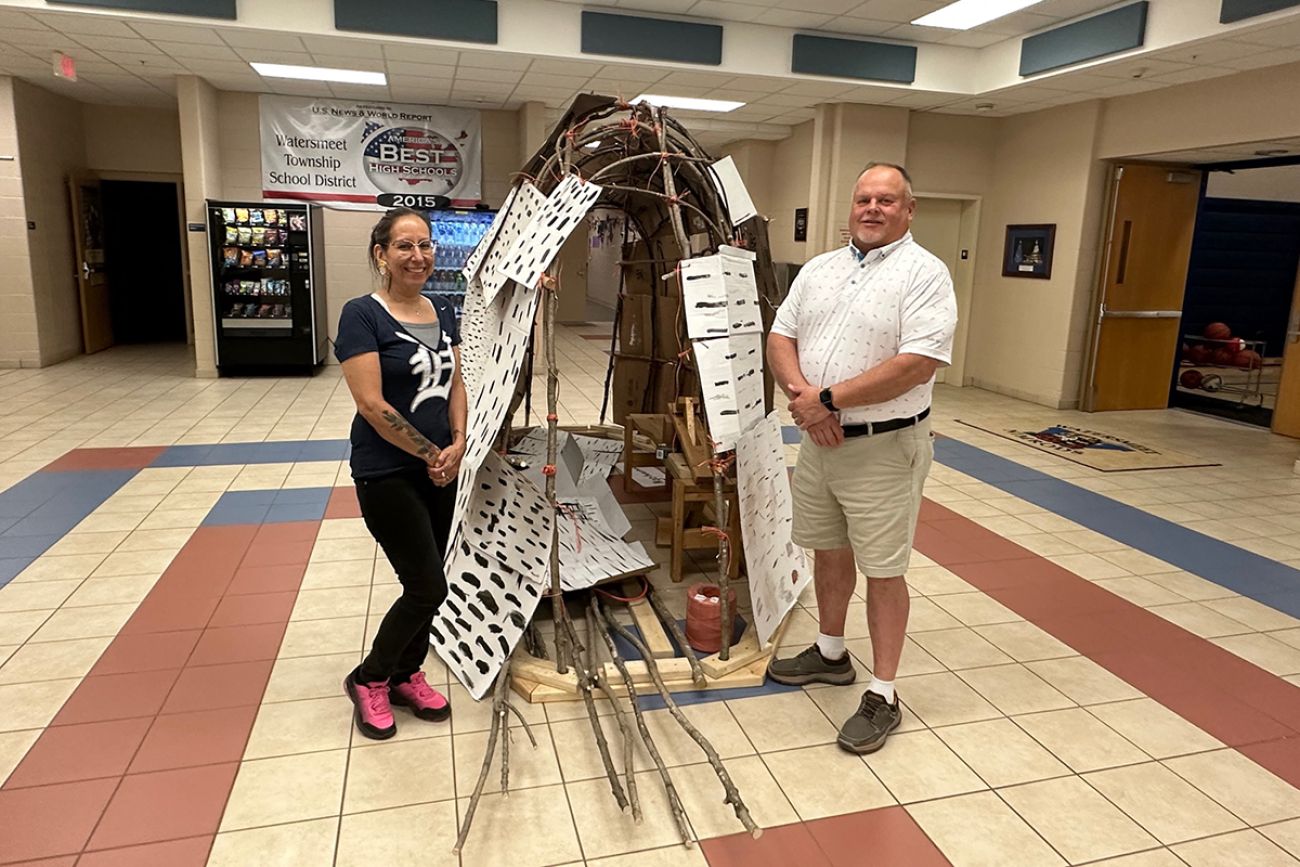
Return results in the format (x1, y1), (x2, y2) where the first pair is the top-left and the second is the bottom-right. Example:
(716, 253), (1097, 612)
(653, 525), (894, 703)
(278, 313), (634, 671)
(53, 52), (76, 82)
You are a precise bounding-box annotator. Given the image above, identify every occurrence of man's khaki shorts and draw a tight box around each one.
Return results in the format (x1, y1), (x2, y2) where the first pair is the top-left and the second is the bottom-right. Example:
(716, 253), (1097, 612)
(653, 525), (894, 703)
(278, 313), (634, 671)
(791, 418), (933, 578)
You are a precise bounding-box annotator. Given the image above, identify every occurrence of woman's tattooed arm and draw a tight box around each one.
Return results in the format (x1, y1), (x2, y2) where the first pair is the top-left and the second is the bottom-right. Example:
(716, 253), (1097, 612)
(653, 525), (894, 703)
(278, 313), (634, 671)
(380, 409), (441, 462)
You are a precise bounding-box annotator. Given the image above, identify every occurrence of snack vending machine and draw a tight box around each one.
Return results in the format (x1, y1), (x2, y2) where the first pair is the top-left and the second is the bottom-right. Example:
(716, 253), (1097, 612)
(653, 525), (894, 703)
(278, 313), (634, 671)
(207, 201), (327, 373)
(423, 208), (497, 320)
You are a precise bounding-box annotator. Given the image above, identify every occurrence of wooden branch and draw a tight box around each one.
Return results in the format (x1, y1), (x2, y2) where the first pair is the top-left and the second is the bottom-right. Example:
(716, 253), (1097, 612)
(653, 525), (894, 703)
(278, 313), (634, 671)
(604, 608), (762, 839)
(592, 595), (694, 847)
(645, 585), (706, 685)
(713, 470), (733, 661)
(500, 695), (511, 798)
(561, 608), (629, 812)
(543, 265), (570, 675)
(589, 601), (641, 823)
(453, 656), (513, 855)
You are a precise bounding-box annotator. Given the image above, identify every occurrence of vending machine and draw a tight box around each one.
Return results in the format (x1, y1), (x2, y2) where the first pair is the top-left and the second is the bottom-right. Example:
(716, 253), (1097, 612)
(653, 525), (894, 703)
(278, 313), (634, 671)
(207, 201), (327, 373)
(423, 207), (497, 320)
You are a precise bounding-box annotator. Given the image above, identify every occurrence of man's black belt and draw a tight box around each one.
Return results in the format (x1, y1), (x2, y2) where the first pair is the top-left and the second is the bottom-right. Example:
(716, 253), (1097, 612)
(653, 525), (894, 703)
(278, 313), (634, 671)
(841, 407), (930, 438)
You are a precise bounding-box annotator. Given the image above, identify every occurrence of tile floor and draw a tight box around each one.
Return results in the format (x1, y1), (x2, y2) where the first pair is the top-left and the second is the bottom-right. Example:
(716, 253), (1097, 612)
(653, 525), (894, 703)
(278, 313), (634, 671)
(1, 325), (1299, 865)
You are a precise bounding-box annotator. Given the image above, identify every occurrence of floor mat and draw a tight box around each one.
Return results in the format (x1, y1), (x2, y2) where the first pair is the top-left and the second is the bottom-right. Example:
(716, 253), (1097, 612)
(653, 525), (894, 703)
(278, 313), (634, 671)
(956, 419), (1221, 472)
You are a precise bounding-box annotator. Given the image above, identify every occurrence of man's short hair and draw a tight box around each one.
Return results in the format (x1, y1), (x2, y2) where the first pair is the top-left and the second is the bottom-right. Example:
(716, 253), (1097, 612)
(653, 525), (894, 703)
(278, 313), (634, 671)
(859, 162), (914, 198)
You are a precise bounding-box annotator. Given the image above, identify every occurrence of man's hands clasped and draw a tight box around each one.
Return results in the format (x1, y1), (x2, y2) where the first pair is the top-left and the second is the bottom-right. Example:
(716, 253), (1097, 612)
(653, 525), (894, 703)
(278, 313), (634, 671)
(788, 383), (845, 448)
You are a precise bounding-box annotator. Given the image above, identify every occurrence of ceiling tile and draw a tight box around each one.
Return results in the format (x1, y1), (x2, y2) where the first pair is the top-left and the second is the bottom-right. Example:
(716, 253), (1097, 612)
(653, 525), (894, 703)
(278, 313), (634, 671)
(1088, 57), (1191, 79)
(387, 60), (457, 78)
(234, 48), (315, 65)
(0, 10), (50, 30)
(328, 84), (392, 100)
(823, 16), (898, 37)
(523, 72), (592, 88)
(1228, 17), (1300, 47)
(1217, 47), (1300, 71)
(850, 0), (945, 24)
(453, 66), (522, 83)
(883, 22), (945, 41)
(778, 80), (858, 97)
(179, 59), (257, 76)
(104, 53), (188, 74)
(1150, 66), (1238, 86)
(686, 0), (766, 22)
(941, 30), (1007, 48)
(219, 29), (308, 51)
(300, 35), (385, 59)
(70, 35), (163, 55)
(307, 55), (385, 72)
(459, 51), (533, 70)
(154, 41), (242, 61)
(41, 13), (138, 37)
(1154, 39), (1257, 66)
(382, 43), (460, 65)
(527, 58), (606, 76)
(615, 0), (700, 13)
(753, 8), (835, 27)
(127, 21), (224, 44)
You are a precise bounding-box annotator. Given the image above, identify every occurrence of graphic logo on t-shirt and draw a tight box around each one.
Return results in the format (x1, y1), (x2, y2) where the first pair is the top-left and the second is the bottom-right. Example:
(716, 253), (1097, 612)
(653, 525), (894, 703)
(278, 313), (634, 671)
(395, 331), (454, 411)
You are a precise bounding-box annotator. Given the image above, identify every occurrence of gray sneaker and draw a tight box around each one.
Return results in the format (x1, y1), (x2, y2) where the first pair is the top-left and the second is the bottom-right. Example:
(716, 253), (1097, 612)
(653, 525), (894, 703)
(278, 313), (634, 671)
(837, 690), (901, 754)
(767, 645), (856, 686)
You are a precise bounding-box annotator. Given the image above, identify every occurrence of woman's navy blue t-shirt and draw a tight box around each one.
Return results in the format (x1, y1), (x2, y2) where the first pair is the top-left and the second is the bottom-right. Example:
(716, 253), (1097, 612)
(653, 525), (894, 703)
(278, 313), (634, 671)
(334, 294), (461, 480)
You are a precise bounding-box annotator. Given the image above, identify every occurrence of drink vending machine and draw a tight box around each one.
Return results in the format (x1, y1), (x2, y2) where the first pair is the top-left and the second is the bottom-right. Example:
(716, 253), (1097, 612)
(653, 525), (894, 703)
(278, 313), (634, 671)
(423, 208), (497, 320)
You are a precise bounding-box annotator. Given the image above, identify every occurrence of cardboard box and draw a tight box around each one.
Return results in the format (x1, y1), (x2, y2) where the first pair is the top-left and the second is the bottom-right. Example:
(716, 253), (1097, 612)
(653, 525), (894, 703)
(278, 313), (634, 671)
(611, 356), (652, 426)
(618, 295), (654, 360)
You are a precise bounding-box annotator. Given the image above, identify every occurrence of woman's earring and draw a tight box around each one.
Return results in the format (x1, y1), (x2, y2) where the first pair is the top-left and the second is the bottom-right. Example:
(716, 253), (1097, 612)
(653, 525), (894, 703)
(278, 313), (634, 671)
(378, 262), (388, 277)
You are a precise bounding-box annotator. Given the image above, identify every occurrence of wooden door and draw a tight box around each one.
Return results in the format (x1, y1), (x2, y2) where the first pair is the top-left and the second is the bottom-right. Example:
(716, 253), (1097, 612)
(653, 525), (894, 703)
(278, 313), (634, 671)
(1084, 164), (1201, 411)
(910, 198), (964, 384)
(1271, 264), (1300, 437)
(68, 174), (113, 353)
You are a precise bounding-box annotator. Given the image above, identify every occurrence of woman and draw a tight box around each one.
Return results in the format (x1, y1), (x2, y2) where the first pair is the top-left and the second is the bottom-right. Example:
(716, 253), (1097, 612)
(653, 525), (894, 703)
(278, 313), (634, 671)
(335, 206), (467, 739)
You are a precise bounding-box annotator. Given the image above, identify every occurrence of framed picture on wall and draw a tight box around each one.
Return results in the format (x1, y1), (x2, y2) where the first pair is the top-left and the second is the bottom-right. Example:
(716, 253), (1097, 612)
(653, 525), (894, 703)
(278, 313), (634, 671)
(1002, 224), (1055, 279)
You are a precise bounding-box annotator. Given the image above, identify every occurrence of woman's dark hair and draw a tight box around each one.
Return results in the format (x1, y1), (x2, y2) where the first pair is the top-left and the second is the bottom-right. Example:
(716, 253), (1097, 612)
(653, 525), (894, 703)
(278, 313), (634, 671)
(368, 206), (430, 276)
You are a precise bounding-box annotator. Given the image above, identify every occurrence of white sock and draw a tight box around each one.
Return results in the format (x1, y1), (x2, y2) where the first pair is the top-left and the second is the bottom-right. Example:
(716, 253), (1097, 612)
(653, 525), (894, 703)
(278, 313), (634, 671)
(815, 632), (846, 661)
(867, 676), (895, 703)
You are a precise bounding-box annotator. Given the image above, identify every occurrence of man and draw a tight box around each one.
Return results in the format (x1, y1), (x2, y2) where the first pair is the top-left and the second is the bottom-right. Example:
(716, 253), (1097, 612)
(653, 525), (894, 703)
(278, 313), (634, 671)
(767, 162), (957, 755)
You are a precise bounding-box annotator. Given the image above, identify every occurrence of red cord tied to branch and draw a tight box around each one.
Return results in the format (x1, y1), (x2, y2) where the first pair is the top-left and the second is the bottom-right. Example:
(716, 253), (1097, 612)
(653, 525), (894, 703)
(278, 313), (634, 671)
(696, 453), (735, 474)
(701, 525), (730, 545)
(596, 574), (649, 602)
(542, 464), (557, 477)
(546, 413), (558, 422)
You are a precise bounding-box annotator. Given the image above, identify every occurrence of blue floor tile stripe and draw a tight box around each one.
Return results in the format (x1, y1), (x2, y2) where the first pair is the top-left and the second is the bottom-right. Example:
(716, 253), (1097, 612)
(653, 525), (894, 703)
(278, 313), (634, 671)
(0, 469), (139, 588)
(151, 439), (350, 468)
(202, 487), (333, 526)
(934, 436), (1300, 619)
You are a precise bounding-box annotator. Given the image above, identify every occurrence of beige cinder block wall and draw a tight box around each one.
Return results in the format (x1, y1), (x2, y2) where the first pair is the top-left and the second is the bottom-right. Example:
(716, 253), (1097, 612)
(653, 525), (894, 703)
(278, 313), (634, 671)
(0, 76), (40, 369)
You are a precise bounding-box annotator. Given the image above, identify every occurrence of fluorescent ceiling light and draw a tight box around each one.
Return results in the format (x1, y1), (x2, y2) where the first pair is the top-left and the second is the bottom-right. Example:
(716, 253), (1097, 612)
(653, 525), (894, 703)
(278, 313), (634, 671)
(633, 93), (744, 112)
(913, 0), (1046, 30)
(250, 62), (386, 85)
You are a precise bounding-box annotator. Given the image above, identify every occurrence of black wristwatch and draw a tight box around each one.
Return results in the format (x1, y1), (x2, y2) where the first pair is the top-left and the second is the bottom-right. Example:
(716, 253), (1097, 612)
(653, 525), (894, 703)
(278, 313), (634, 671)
(819, 387), (838, 412)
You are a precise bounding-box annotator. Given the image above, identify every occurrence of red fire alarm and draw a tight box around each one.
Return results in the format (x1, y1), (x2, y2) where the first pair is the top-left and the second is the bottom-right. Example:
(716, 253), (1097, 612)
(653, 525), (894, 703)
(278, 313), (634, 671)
(53, 52), (77, 82)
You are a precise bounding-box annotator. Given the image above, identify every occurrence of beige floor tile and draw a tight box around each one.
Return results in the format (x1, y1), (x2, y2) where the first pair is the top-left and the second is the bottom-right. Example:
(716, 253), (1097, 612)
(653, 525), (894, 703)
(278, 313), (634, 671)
(1143, 571), (1235, 602)
(586, 847), (709, 867)
(1049, 553), (1133, 580)
(290, 585), (371, 621)
(1095, 577), (1189, 607)
(1084, 762), (1245, 845)
(1026, 656), (1144, 705)
(637, 702), (755, 769)
(299, 560), (373, 591)
(115, 528), (194, 552)
(0, 678), (80, 731)
(566, 772), (687, 859)
(907, 565), (975, 596)
(0, 727), (42, 785)
(862, 730), (987, 803)
(905, 597), (965, 633)
(263, 651), (361, 703)
(27, 603), (135, 642)
(957, 664), (1074, 716)
(725, 690), (838, 752)
(61, 574), (158, 608)
(911, 628), (1014, 670)
(896, 671), (1002, 727)
(1000, 776), (1158, 863)
(336, 801), (458, 867)
(1082, 852), (1185, 867)
(0, 580), (82, 612)
(1014, 708), (1149, 772)
(1165, 749), (1300, 826)
(0, 635), (112, 684)
(1148, 602), (1254, 638)
(244, 696), (354, 760)
(1173, 829), (1300, 866)
(452, 726), (562, 795)
(930, 592), (1022, 626)
(310, 537), (378, 563)
(1086, 699), (1224, 759)
(1263, 818), (1300, 858)
(208, 817), (339, 867)
(1273, 628), (1300, 650)
(1211, 633), (1300, 677)
(44, 531), (128, 556)
(137, 508), (207, 530)
(346, 735), (455, 812)
(91, 549), (176, 578)
(670, 754), (798, 839)
(456, 784), (583, 867)
(908, 791), (1065, 867)
(369, 582), (401, 611)
(0, 610), (52, 645)
(550, 713), (637, 782)
(973, 622), (1076, 662)
(12, 554), (107, 583)
(1204, 597), (1300, 632)
(220, 749), (348, 831)
(279, 615), (366, 657)
(451, 682), (545, 734)
(1098, 549), (1178, 576)
(844, 635), (947, 677)
(933, 719), (1070, 788)
(317, 518), (370, 539)
(73, 512), (146, 533)
(762, 744), (894, 819)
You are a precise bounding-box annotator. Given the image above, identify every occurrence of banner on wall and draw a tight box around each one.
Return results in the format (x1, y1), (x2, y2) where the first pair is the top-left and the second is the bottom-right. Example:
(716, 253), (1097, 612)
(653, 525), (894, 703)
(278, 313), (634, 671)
(259, 95), (482, 208)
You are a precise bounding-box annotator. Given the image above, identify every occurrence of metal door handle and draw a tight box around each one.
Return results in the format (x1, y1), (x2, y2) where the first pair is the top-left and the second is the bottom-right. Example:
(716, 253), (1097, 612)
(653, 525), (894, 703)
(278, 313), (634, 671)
(1101, 310), (1182, 319)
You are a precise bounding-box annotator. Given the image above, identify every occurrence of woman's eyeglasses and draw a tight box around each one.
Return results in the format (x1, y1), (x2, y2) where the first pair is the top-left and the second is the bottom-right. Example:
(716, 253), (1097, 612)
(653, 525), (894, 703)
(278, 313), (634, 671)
(389, 240), (436, 254)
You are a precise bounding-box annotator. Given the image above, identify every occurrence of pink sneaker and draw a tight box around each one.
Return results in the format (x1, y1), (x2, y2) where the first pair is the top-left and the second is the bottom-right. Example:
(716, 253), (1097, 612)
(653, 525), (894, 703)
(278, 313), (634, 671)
(389, 671), (451, 722)
(344, 671), (396, 739)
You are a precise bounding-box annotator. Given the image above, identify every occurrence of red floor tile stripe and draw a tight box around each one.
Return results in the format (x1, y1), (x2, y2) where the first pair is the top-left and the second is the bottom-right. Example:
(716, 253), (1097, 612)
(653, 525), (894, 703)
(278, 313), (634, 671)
(701, 807), (952, 866)
(42, 447), (166, 473)
(0, 521), (321, 865)
(915, 499), (1300, 785)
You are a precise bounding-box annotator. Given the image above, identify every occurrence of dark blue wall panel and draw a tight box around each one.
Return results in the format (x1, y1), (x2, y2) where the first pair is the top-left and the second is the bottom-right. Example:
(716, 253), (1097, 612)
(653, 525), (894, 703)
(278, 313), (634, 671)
(46, 0), (235, 17)
(581, 11), (723, 66)
(335, 0), (498, 45)
(1020, 2), (1148, 76)
(791, 34), (916, 84)
(1221, 0), (1300, 23)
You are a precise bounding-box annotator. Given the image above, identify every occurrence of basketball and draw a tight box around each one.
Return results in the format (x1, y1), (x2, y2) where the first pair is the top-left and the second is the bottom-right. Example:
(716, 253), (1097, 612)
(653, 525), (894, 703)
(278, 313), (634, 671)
(1234, 350), (1262, 369)
(1212, 347), (1236, 365)
(1204, 322), (1232, 340)
(1189, 345), (1212, 364)
(1179, 369), (1203, 388)
(1221, 337), (1245, 353)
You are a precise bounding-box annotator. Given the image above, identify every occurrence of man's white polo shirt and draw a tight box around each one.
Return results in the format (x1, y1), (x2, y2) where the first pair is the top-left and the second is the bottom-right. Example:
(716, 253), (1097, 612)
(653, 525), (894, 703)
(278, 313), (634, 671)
(771, 232), (958, 425)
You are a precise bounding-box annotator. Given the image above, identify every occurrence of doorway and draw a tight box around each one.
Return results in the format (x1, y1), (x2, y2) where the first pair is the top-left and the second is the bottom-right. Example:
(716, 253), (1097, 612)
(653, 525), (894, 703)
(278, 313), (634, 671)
(911, 195), (979, 385)
(99, 180), (187, 344)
